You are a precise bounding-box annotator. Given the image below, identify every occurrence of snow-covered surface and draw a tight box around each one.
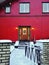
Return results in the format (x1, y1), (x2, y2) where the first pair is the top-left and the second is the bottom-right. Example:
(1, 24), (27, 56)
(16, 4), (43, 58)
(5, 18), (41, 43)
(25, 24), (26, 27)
(10, 45), (14, 52)
(14, 41), (19, 46)
(36, 39), (49, 42)
(11, 41), (43, 52)
(0, 40), (12, 43)
(35, 42), (43, 50)
(0, 0), (5, 3)
(10, 48), (38, 65)
(30, 42), (34, 48)
(10, 41), (19, 53)
(10, 41), (43, 65)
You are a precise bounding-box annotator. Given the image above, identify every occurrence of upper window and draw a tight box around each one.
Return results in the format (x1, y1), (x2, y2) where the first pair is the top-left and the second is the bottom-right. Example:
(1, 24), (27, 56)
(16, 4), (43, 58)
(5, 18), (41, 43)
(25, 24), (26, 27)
(43, 3), (49, 13)
(5, 5), (10, 13)
(19, 3), (30, 13)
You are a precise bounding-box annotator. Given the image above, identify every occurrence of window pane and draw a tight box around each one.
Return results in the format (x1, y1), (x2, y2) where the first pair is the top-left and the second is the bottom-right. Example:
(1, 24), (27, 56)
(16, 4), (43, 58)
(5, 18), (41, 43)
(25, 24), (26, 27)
(43, 3), (49, 12)
(43, 3), (47, 12)
(6, 7), (10, 13)
(48, 3), (49, 12)
(20, 3), (30, 13)
(20, 4), (24, 13)
(25, 4), (30, 13)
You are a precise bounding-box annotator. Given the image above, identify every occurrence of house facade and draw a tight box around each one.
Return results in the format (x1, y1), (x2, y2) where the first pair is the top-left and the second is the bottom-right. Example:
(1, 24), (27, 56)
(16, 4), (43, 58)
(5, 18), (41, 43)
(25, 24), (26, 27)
(0, 0), (49, 41)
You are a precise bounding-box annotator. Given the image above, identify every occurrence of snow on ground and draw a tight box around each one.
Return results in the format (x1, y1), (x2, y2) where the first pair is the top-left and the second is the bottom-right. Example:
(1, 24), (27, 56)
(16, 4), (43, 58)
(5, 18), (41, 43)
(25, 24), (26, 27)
(10, 40), (43, 65)
(10, 48), (35, 65)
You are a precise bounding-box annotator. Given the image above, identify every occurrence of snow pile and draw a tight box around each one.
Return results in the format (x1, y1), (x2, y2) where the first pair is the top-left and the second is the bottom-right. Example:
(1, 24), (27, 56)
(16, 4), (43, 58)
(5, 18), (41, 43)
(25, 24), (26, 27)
(0, 40), (12, 43)
(14, 41), (19, 46)
(36, 39), (49, 42)
(30, 42), (34, 48)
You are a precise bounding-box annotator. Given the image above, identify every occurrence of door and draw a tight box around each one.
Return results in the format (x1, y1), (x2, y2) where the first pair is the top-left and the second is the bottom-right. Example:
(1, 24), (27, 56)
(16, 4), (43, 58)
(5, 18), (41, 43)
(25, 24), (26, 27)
(19, 26), (30, 41)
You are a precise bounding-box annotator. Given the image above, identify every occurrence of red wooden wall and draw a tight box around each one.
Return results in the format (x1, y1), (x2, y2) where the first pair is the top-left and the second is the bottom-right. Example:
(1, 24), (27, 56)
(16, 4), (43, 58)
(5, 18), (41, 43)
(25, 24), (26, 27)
(0, 0), (49, 41)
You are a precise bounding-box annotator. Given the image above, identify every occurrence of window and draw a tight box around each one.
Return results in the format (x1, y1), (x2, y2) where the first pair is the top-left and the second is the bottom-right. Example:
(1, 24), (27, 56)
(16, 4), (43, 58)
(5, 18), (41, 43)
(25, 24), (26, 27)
(20, 3), (30, 13)
(5, 6), (10, 13)
(43, 3), (49, 13)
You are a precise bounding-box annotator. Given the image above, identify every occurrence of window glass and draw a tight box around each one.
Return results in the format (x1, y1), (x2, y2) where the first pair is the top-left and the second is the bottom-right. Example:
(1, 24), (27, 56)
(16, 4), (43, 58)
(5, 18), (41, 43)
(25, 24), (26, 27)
(20, 3), (30, 13)
(5, 6), (10, 13)
(43, 3), (49, 13)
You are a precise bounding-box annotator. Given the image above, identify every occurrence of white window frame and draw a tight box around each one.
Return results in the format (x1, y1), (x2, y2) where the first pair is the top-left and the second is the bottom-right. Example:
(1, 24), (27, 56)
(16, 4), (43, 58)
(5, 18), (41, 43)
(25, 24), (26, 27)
(5, 6), (10, 13)
(43, 3), (49, 13)
(19, 3), (30, 13)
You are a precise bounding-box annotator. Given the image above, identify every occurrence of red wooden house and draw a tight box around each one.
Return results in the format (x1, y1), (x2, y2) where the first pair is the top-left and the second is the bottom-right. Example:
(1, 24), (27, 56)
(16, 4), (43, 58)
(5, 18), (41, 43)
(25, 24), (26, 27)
(0, 0), (49, 42)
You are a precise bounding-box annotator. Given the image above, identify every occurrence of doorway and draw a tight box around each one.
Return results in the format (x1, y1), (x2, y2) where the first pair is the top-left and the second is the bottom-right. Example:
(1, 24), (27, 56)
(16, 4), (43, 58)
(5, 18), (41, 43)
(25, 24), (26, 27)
(19, 26), (30, 41)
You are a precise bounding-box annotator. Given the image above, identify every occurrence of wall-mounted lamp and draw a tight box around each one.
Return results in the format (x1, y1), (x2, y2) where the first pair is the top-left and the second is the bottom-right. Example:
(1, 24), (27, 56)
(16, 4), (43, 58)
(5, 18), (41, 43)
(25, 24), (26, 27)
(16, 27), (18, 30)
(31, 27), (35, 30)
